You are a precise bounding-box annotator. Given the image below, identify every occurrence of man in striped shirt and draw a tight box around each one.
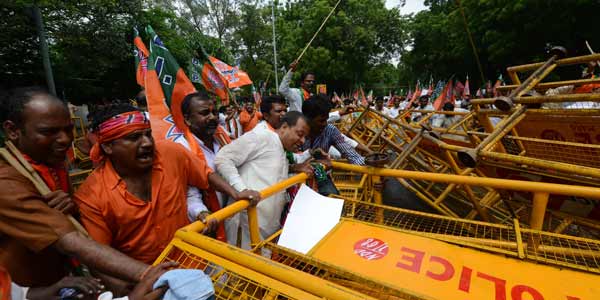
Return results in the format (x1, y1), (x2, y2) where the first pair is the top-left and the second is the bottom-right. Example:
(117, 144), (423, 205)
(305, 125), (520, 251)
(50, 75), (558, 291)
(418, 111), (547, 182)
(301, 95), (365, 165)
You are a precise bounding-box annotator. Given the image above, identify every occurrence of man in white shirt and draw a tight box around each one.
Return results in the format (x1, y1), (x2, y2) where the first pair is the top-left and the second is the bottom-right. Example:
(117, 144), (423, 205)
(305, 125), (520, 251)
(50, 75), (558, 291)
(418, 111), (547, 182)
(432, 102), (468, 128)
(385, 97), (402, 119)
(411, 91), (434, 122)
(374, 97), (386, 114)
(215, 111), (310, 249)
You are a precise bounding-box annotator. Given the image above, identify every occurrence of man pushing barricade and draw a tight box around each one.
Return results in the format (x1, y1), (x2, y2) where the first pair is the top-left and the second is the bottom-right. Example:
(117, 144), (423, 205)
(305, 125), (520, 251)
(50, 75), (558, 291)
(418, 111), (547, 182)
(0, 87), (180, 299)
(215, 111), (311, 250)
(74, 102), (260, 265)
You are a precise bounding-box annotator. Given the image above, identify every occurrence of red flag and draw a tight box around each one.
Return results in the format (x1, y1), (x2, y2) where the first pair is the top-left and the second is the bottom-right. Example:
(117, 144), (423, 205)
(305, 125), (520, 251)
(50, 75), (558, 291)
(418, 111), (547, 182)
(133, 28), (149, 87)
(360, 87), (367, 106)
(463, 76), (470, 97)
(406, 82), (421, 109)
(475, 88), (482, 97)
(455, 80), (465, 97)
(208, 56), (253, 89)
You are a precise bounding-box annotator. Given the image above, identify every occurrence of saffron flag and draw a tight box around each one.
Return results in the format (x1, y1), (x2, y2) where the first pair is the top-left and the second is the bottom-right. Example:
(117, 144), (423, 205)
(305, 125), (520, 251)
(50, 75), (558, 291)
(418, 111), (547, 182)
(133, 27), (149, 87)
(189, 45), (230, 105)
(360, 87), (367, 106)
(430, 80), (445, 100)
(145, 26), (228, 242)
(433, 80), (453, 110)
(463, 76), (470, 97)
(208, 56), (252, 89)
(145, 25), (196, 144)
(406, 81), (421, 109)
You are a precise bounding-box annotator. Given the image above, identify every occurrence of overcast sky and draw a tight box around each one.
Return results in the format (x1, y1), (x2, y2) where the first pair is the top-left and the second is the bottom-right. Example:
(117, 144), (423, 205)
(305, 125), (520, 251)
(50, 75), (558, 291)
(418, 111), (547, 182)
(386, 0), (428, 14)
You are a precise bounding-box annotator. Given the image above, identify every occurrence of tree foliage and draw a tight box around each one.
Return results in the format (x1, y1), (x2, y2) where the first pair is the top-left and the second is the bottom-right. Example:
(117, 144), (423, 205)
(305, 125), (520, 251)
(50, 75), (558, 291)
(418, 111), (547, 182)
(406, 0), (600, 88)
(2, 0), (600, 102)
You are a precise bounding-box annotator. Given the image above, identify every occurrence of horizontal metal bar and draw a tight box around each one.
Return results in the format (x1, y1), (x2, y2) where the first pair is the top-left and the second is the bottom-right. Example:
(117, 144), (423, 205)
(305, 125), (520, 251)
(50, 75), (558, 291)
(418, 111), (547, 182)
(471, 92), (600, 105)
(182, 173), (308, 233)
(175, 230), (378, 300)
(507, 53), (600, 73)
(332, 161), (600, 199)
(497, 77), (600, 91)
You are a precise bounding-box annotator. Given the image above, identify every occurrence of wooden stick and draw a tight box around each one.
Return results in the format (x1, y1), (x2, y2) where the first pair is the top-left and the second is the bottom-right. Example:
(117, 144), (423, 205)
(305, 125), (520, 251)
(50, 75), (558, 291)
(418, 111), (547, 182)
(6, 141), (50, 194)
(585, 40), (600, 66)
(294, 0), (342, 64)
(2, 142), (89, 237)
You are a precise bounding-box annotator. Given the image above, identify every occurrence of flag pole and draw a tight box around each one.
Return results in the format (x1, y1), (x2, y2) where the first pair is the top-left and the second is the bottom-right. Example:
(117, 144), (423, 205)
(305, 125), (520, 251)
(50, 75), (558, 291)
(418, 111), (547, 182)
(272, 1), (279, 91)
(31, 5), (56, 97)
(294, 0), (342, 64)
(585, 40), (600, 66)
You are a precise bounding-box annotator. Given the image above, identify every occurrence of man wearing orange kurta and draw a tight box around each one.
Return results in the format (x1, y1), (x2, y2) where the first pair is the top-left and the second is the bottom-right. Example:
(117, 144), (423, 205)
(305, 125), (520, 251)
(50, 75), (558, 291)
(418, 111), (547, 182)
(74, 104), (260, 263)
(238, 100), (262, 133)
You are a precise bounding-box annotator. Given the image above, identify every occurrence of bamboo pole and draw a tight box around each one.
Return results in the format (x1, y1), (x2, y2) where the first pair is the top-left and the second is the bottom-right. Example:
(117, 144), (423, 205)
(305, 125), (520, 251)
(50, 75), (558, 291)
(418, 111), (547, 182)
(2, 141), (89, 237)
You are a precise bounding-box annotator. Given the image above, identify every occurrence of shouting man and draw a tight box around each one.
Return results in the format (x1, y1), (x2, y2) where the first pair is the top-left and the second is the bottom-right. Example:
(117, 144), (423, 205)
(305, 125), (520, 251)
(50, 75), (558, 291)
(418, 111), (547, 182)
(74, 104), (259, 264)
(0, 87), (169, 297)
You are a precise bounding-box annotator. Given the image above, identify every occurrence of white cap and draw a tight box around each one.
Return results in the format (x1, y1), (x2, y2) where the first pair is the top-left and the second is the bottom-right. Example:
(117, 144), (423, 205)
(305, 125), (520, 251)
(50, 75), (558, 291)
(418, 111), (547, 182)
(420, 89), (429, 97)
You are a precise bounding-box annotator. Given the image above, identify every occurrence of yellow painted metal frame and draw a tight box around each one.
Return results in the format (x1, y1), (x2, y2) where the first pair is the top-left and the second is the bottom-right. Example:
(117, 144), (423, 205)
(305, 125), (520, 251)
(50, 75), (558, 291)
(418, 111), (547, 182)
(154, 162), (600, 299)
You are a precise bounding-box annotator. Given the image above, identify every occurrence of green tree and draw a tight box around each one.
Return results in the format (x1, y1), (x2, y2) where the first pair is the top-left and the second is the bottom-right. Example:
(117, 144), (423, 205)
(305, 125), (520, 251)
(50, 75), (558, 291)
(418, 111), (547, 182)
(402, 0), (600, 88)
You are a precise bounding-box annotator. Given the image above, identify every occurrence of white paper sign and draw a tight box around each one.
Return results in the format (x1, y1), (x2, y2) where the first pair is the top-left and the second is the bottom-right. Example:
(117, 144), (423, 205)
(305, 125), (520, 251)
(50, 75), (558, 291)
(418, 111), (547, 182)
(277, 184), (344, 254)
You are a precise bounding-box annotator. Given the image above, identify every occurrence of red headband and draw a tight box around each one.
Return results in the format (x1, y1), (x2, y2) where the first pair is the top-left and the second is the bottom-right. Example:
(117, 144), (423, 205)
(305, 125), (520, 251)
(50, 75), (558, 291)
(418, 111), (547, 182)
(90, 111), (151, 162)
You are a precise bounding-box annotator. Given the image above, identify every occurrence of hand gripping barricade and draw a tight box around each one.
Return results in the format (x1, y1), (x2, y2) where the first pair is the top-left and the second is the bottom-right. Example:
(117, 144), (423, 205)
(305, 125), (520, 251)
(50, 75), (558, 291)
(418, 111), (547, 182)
(154, 162), (600, 300)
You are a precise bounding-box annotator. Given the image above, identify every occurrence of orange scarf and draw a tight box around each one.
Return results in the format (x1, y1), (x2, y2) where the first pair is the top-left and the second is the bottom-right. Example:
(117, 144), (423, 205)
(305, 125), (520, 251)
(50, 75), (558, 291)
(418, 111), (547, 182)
(22, 153), (69, 192)
(302, 88), (311, 100)
(0, 267), (10, 300)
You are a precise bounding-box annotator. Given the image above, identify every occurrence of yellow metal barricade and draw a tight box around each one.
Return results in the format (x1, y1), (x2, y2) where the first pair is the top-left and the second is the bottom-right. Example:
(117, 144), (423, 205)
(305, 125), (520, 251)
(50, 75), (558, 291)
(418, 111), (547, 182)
(155, 162), (600, 300)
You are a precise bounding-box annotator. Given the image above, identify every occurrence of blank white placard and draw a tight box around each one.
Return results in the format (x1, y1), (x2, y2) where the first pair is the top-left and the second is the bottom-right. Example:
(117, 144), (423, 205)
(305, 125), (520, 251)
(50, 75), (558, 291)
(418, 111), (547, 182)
(277, 184), (344, 254)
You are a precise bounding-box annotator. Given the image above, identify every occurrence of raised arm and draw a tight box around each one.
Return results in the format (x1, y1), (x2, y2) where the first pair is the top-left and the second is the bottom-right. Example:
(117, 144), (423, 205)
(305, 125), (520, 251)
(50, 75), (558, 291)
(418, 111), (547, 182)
(279, 62), (296, 96)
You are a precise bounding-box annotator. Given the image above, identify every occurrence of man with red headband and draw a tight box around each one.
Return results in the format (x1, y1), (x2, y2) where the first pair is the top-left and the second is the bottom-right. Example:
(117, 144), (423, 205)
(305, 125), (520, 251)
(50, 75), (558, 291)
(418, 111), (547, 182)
(0, 87), (174, 298)
(74, 104), (260, 264)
